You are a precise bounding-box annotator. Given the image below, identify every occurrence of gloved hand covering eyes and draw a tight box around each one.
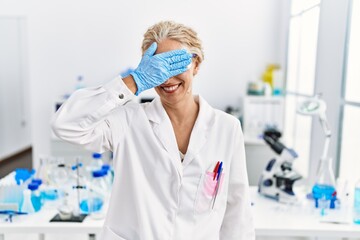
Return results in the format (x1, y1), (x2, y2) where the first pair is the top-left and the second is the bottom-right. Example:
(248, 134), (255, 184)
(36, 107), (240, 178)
(130, 42), (193, 95)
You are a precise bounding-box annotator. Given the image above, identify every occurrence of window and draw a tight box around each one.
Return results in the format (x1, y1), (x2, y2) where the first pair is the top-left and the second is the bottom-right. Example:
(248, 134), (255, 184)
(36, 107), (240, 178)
(284, 0), (321, 178)
(338, 0), (360, 183)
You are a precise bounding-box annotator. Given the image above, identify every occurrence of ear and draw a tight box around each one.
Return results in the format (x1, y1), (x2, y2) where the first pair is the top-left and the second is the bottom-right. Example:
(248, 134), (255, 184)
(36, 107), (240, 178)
(192, 59), (200, 76)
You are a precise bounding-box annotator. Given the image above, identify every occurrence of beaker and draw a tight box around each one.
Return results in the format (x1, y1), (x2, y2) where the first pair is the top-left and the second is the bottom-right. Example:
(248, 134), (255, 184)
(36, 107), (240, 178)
(312, 157), (337, 209)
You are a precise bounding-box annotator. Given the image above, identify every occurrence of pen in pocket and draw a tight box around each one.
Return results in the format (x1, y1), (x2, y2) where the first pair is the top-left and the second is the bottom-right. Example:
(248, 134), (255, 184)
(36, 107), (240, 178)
(212, 162), (223, 209)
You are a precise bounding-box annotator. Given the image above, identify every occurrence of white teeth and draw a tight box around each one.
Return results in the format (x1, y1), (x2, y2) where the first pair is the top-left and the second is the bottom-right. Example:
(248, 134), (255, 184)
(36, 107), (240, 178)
(163, 84), (179, 92)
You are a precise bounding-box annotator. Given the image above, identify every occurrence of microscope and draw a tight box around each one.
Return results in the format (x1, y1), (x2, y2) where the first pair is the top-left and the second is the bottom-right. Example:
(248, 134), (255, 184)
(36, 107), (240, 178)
(258, 129), (302, 203)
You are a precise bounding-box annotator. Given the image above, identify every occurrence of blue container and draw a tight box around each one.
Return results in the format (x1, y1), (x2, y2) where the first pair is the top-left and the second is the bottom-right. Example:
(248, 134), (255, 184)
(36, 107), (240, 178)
(354, 184), (360, 224)
(312, 184), (336, 209)
(79, 197), (104, 213)
(28, 183), (42, 212)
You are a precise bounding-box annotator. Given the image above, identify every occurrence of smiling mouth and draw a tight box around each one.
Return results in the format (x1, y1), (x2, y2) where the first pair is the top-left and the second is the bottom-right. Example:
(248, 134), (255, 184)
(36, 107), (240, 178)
(161, 83), (182, 93)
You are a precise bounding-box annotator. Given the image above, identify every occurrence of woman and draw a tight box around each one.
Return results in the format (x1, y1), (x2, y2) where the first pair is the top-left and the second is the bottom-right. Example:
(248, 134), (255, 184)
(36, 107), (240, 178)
(52, 21), (255, 240)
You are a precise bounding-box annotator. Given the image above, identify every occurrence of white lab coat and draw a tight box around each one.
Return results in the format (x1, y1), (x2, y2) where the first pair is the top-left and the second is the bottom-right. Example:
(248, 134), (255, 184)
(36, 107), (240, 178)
(51, 76), (255, 240)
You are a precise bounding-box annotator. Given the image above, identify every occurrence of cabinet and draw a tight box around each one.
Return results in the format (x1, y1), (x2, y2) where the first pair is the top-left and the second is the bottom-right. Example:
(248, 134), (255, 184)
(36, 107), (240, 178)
(243, 96), (284, 144)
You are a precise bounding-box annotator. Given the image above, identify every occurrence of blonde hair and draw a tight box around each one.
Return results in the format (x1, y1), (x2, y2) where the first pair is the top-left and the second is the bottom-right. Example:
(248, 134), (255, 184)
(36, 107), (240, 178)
(142, 21), (204, 64)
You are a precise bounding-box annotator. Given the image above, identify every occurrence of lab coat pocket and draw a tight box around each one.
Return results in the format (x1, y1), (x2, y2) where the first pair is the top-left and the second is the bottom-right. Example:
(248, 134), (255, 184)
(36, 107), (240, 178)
(194, 171), (225, 214)
(100, 226), (127, 240)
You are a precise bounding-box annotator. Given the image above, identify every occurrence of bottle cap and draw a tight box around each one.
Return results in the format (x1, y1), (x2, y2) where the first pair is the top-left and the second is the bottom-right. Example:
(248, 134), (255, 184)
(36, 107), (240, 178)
(28, 182), (39, 191)
(92, 170), (106, 178)
(101, 164), (110, 171)
(32, 178), (43, 185)
(92, 153), (102, 159)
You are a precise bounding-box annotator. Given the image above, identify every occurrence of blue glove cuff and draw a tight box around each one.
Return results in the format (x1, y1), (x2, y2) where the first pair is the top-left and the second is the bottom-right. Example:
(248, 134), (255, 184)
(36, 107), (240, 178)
(129, 71), (142, 96)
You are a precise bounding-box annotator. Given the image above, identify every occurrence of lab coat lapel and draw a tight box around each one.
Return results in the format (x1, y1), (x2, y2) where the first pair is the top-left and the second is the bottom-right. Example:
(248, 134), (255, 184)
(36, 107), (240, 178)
(144, 97), (183, 175)
(182, 96), (215, 169)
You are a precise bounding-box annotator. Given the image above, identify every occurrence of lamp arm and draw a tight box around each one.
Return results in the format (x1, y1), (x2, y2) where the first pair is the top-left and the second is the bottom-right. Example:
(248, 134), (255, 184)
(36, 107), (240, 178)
(319, 113), (331, 160)
(319, 114), (332, 137)
(321, 135), (331, 161)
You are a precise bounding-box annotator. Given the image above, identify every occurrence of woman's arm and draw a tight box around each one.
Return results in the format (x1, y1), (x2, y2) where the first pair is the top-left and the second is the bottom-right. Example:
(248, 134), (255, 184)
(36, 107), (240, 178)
(220, 122), (255, 240)
(51, 76), (135, 153)
(51, 45), (191, 153)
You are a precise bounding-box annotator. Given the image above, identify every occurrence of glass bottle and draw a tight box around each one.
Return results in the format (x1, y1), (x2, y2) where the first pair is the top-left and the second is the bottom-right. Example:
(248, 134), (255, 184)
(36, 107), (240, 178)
(79, 170), (107, 218)
(88, 170), (107, 219)
(28, 182), (42, 212)
(75, 75), (85, 90)
(353, 179), (360, 224)
(312, 157), (337, 209)
(86, 153), (104, 174)
(101, 164), (113, 191)
(21, 189), (35, 214)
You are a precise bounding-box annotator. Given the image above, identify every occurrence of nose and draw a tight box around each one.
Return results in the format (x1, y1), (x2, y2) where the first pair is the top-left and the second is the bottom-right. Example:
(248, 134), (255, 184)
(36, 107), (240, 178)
(163, 77), (175, 84)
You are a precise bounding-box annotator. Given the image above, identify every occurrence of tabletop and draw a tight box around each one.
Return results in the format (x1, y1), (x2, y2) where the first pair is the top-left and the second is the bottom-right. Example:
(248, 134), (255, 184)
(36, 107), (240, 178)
(251, 186), (360, 238)
(1, 186), (360, 238)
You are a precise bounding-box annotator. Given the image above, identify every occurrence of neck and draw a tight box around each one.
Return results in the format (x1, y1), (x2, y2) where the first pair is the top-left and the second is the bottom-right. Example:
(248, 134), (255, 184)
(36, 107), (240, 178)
(161, 95), (199, 125)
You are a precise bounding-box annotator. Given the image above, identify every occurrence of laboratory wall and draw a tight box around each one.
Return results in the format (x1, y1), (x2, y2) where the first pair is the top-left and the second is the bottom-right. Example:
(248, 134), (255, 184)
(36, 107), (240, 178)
(0, 0), (289, 177)
(0, 17), (31, 160)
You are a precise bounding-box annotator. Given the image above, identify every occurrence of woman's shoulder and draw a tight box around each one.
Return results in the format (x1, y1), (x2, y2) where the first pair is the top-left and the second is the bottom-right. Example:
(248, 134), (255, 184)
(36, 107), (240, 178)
(213, 109), (241, 128)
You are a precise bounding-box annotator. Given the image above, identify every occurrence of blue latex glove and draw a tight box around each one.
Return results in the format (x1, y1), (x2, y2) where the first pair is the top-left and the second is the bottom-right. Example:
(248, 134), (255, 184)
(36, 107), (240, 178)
(130, 42), (193, 95)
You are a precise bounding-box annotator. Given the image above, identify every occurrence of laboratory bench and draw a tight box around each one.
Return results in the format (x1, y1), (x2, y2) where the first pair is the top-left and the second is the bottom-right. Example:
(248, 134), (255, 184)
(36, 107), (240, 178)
(1, 186), (360, 240)
(0, 207), (103, 240)
(252, 186), (360, 239)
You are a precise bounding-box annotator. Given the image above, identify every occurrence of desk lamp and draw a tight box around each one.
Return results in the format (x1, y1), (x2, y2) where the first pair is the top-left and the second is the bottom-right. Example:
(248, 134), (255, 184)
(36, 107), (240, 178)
(297, 94), (336, 209)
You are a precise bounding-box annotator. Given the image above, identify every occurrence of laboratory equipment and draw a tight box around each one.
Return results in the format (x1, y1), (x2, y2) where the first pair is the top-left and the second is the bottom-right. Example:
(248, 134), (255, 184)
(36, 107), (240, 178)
(262, 64), (282, 95)
(354, 179), (360, 224)
(0, 210), (27, 223)
(58, 203), (73, 220)
(243, 96), (284, 144)
(0, 170), (32, 211)
(101, 164), (113, 191)
(247, 81), (265, 96)
(297, 95), (337, 208)
(48, 159), (68, 187)
(91, 153), (104, 170)
(20, 189), (35, 214)
(75, 75), (85, 90)
(36, 156), (50, 185)
(40, 188), (60, 201)
(312, 158), (337, 209)
(15, 168), (35, 185)
(48, 157), (89, 222)
(28, 182), (42, 212)
(258, 128), (302, 203)
(80, 170), (107, 219)
(31, 178), (42, 186)
(72, 158), (85, 217)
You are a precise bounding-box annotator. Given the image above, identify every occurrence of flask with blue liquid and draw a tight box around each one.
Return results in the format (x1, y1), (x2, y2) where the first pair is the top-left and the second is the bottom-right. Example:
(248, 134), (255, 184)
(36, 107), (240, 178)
(312, 157), (337, 210)
(28, 182), (42, 212)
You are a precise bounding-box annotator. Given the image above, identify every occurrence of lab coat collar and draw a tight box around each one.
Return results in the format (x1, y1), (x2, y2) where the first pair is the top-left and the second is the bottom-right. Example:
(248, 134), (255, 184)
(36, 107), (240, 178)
(183, 96), (215, 169)
(144, 95), (216, 174)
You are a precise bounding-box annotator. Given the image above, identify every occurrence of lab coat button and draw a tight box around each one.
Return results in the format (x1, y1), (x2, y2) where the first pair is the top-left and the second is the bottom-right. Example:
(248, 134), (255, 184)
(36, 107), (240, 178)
(118, 93), (124, 99)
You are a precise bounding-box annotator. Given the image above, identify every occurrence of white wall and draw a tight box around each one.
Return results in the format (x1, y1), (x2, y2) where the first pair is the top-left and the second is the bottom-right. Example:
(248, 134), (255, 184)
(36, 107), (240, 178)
(0, 0), (287, 173)
(0, 17), (31, 160)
